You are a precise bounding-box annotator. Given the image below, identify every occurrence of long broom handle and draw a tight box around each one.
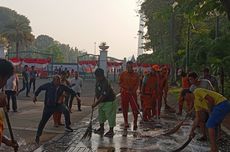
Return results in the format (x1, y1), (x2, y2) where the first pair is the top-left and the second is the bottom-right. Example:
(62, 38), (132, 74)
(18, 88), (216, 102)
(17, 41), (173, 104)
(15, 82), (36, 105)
(3, 107), (18, 152)
(90, 96), (96, 122)
(128, 92), (144, 120)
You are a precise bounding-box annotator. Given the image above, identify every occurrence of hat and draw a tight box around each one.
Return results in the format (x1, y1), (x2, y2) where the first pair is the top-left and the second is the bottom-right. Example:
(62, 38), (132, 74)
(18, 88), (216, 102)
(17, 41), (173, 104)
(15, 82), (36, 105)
(94, 68), (104, 77)
(152, 64), (160, 71)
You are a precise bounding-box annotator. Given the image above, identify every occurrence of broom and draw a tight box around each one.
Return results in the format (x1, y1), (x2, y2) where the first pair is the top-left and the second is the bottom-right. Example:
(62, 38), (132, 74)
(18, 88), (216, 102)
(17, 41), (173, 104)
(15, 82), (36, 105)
(163, 110), (192, 136)
(129, 93), (144, 121)
(171, 134), (195, 152)
(3, 107), (19, 152)
(80, 97), (95, 141)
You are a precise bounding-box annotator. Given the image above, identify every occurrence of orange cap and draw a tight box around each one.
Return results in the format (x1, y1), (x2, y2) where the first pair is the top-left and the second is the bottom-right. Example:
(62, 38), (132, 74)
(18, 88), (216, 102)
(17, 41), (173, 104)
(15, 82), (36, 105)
(152, 64), (160, 71)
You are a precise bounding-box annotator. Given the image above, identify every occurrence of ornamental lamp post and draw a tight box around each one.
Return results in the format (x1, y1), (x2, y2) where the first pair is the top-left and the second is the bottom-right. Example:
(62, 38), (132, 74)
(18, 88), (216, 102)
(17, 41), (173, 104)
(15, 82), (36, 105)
(99, 42), (109, 77)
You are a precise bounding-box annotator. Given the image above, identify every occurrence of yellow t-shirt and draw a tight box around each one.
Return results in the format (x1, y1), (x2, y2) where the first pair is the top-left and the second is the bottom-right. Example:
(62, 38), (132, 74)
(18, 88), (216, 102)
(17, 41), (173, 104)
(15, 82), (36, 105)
(194, 88), (227, 111)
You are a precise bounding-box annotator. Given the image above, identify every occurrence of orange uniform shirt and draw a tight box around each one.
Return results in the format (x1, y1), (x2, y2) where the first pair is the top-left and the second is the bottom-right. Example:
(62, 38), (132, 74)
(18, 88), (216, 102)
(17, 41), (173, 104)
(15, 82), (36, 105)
(142, 74), (158, 96)
(119, 71), (139, 93)
(182, 76), (190, 89)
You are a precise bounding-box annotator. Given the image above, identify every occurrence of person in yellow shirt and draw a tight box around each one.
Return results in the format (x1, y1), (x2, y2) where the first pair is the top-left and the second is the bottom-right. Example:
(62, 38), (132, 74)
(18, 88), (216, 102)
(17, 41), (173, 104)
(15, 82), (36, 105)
(0, 59), (18, 149)
(182, 88), (230, 152)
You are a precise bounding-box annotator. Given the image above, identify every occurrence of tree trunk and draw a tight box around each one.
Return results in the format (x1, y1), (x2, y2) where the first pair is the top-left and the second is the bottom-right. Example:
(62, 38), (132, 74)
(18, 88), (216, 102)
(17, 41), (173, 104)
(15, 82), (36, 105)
(16, 41), (19, 58)
(221, 0), (230, 20)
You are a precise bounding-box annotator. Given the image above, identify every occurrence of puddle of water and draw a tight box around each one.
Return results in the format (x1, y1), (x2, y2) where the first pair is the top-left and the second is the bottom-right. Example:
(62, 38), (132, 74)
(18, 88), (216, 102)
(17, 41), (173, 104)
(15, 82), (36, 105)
(85, 113), (213, 152)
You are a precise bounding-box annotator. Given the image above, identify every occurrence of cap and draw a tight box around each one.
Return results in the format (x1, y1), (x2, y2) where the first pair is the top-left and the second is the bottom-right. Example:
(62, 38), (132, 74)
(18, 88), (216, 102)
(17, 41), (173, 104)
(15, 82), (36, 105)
(152, 64), (160, 71)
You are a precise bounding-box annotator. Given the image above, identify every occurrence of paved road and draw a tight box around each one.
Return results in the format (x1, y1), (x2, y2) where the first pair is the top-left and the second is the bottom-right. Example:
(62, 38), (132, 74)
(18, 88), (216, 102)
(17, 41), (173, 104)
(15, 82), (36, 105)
(1, 78), (230, 152)
(0, 78), (120, 152)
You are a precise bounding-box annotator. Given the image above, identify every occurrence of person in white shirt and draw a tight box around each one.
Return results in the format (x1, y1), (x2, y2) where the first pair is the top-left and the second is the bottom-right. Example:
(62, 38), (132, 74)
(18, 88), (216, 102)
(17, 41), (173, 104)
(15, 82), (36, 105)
(5, 74), (19, 112)
(69, 71), (83, 111)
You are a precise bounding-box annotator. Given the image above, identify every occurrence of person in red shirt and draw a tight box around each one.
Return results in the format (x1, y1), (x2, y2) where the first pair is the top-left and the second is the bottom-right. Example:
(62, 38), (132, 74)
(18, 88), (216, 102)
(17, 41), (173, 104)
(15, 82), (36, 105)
(176, 70), (191, 115)
(160, 65), (176, 113)
(119, 61), (139, 130)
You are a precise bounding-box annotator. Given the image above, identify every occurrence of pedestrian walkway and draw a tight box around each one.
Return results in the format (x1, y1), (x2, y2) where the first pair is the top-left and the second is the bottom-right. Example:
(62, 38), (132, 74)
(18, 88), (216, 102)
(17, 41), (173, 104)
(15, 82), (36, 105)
(0, 99), (93, 152)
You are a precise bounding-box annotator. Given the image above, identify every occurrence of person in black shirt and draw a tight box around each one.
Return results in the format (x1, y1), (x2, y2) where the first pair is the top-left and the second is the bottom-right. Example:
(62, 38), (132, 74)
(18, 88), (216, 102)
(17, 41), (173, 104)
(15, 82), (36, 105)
(92, 68), (117, 138)
(29, 66), (37, 93)
(33, 75), (80, 144)
(18, 65), (30, 97)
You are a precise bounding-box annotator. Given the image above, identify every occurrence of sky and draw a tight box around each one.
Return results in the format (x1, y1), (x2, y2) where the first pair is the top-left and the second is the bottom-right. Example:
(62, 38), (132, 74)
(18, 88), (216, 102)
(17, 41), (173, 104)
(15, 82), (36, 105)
(1, 0), (140, 59)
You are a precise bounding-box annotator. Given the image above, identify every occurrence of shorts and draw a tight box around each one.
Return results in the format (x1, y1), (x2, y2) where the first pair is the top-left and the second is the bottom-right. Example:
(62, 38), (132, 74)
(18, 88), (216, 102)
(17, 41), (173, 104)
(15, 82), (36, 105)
(206, 100), (230, 128)
(98, 101), (118, 128)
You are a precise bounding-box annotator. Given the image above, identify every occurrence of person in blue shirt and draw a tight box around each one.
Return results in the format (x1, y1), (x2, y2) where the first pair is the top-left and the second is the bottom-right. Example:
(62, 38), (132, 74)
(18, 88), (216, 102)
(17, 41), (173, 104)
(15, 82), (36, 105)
(33, 75), (80, 144)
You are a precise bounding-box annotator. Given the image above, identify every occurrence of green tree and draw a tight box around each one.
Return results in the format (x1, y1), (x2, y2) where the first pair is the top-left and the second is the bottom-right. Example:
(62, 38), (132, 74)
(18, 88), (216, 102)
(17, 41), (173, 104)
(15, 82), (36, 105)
(0, 7), (34, 57)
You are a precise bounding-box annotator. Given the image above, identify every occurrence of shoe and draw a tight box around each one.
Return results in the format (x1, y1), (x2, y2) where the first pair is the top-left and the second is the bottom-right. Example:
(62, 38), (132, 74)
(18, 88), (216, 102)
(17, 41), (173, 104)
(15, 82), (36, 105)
(122, 129), (128, 137)
(13, 110), (17, 112)
(176, 112), (182, 116)
(94, 128), (104, 135)
(26, 95), (30, 97)
(78, 109), (82, 111)
(133, 125), (138, 131)
(35, 136), (40, 144)
(104, 131), (114, 138)
(58, 123), (65, 126)
(65, 126), (73, 132)
(124, 123), (129, 129)
(197, 136), (207, 142)
(140, 120), (146, 124)
(165, 104), (170, 109)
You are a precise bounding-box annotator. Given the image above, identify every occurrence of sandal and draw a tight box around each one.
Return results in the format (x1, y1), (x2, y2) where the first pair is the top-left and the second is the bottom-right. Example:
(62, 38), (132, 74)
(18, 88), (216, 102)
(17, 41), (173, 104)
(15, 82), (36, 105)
(94, 128), (104, 135)
(122, 129), (128, 137)
(104, 131), (114, 138)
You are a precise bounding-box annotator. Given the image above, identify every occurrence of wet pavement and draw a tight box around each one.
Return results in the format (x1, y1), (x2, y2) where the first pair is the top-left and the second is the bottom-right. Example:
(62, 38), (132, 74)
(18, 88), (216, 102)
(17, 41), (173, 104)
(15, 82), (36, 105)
(2, 78), (230, 152)
(34, 109), (230, 152)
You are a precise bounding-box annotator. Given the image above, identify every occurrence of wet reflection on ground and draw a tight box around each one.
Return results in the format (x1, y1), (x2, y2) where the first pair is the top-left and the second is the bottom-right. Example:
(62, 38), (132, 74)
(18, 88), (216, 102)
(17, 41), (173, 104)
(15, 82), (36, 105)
(81, 111), (211, 152)
(35, 110), (230, 152)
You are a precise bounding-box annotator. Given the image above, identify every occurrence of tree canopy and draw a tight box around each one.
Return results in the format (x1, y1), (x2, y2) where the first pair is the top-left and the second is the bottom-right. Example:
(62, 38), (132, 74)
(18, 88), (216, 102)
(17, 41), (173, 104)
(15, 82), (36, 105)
(139, 0), (230, 96)
(0, 6), (85, 63)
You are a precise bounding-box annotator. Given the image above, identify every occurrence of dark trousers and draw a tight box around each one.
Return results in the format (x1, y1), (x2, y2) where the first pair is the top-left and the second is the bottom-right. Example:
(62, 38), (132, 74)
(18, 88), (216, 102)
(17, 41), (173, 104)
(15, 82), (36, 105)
(18, 81), (29, 96)
(69, 93), (81, 110)
(5, 90), (17, 111)
(36, 104), (71, 137)
(29, 78), (36, 93)
(64, 94), (70, 107)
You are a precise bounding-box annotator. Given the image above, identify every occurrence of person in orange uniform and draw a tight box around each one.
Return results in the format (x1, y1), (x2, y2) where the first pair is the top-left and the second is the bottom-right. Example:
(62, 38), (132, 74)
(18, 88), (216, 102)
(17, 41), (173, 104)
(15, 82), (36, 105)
(53, 72), (70, 127)
(152, 65), (163, 117)
(141, 67), (158, 121)
(177, 70), (191, 115)
(119, 61), (139, 130)
(161, 66), (169, 109)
